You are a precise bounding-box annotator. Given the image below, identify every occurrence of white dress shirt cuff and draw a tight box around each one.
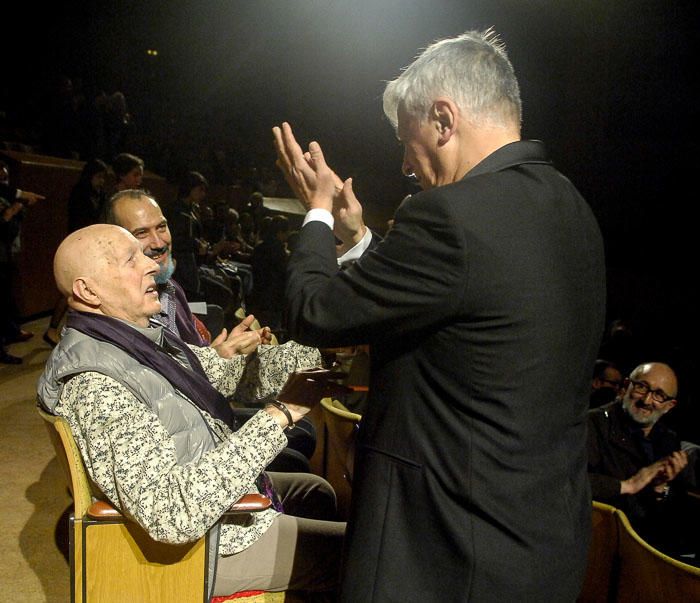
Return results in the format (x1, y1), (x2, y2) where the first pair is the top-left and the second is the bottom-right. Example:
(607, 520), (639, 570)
(337, 227), (373, 266)
(303, 208), (334, 229)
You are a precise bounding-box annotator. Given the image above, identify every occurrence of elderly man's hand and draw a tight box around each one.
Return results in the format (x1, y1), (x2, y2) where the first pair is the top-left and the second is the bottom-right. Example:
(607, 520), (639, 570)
(272, 122), (337, 213)
(211, 314), (274, 357)
(212, 328), (261, 357)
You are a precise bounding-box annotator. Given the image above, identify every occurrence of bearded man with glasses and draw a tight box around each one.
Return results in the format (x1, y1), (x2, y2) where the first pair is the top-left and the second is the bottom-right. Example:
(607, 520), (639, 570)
(587, 361), (700, 564)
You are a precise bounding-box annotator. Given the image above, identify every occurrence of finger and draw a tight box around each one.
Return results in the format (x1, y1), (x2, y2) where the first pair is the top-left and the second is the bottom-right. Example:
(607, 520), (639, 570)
(280, 122), (310, 170)
(211, 328), (227, 347)
(241, 332), (262, 353)
(307, 140), (328, 171)
(273, 124), (303, 182)
(233, 314), (255, 335)
(343, 178), (360, 206)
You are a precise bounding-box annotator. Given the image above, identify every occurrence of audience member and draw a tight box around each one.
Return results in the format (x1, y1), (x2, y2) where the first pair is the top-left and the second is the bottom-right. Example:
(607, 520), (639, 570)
(103, 90), (131, 160)
(215, 207), (255, 304)
(248, 215), (290, 334)
(590, 358), (623, 408)
(242, 191), (269, 238)
(0, 161), (46, 364)
(273, 29), (605, 600)
(165, 170), (211, 300)
(44, 158), (110, 347)
(239, 211), (258, 248)
(111, 152), (144, 194)
(588, 361), (699, 563)
(37, 224), (344, 598)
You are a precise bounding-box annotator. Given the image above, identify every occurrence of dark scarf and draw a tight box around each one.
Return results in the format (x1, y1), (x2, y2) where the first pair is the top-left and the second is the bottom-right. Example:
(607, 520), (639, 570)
(66, 310), (234, 427)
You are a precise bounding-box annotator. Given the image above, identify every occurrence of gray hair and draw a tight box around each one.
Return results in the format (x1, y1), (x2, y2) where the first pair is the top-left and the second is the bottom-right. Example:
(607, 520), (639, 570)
(382, 28), (522, 131)
(103, 189), (156, 225)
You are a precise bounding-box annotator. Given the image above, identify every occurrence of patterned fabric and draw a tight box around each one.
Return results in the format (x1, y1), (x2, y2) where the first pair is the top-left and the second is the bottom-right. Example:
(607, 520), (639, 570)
(66, 310), (234, 426)
(54, 341), (322, 555)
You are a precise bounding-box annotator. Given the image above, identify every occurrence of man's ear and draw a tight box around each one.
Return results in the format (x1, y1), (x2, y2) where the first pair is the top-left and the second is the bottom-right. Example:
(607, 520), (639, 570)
(431, 99), (457, 145)
(72, 277), (100, 307)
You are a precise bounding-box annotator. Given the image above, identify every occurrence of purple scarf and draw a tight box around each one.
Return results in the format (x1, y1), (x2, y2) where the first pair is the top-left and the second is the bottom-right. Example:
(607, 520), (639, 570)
(66, 310), (235, 427)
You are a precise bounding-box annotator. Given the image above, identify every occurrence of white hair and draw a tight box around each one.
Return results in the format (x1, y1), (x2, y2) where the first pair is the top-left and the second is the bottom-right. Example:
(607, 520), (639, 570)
(383, 28), (522, 131)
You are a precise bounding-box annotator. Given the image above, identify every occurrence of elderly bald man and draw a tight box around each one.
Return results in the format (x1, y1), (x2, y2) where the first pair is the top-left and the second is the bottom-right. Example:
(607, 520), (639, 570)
(104, 190), (322, 472)
(38, 224), (344, 598)
(588, 361), (700, 562)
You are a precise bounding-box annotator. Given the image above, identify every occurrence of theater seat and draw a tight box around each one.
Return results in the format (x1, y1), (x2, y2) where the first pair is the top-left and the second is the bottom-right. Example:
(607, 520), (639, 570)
(615, 506), (700, 602)
(578, 500), (618, 602)
(319, 397), (361, 521)
(37, 404), (286, 603)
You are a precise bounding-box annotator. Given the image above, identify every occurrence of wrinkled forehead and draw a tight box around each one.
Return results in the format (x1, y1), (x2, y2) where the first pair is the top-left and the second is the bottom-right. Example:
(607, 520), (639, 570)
(93, 228), (140, 264)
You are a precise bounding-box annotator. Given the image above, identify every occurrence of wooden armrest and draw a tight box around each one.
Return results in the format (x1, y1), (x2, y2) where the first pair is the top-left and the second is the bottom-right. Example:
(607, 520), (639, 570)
(223, 493), (272, 514)
(86, 493), (272, 522)
(87, 500), (123, 520)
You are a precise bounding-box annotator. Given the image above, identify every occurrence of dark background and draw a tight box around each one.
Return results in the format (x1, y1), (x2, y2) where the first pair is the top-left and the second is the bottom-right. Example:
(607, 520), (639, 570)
(3, 0), (698, 438)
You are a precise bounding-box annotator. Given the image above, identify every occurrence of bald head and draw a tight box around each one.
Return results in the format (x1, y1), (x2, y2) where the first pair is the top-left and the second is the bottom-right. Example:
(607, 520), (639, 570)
(54, 224), (161, 326)
(54, 224), (129, 297)
(629, 362), (678, 398)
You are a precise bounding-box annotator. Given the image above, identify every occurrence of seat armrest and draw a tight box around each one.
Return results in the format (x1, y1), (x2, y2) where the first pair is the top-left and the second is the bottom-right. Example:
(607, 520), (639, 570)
(87, 500), (123, 520)
(86, 493), (271, 522)
(224, 493), (272, 513)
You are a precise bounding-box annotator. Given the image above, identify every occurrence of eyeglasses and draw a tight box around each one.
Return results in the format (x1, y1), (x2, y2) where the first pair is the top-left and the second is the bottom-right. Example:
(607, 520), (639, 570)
(628, 379), (675, 404)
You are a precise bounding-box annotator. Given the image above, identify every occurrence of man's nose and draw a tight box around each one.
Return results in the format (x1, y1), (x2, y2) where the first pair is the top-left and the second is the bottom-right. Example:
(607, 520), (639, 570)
(142, 254), (159, 273)
(401, 158), (414, 178)
(148, 233), (165, 249)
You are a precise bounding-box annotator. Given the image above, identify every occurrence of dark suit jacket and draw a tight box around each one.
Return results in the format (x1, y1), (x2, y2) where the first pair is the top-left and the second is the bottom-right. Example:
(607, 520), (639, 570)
(286, 140), (606, 602)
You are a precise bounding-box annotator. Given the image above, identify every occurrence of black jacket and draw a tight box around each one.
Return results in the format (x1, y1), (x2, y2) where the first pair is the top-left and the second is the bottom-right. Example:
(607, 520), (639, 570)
(286, 140), (606, 602)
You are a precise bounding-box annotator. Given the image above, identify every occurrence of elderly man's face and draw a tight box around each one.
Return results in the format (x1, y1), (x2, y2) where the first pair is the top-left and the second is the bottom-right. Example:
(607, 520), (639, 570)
(113, 196), (174, 284)
(93, 229), (161, 326)
(622, 363), (677, 428)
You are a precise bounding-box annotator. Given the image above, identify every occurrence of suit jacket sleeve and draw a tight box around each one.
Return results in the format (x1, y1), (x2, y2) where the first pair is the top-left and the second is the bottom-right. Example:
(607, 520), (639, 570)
(285, 192), (467, 347)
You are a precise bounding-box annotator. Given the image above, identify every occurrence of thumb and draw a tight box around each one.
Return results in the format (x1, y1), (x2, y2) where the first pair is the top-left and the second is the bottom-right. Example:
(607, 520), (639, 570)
(343, 178), (361, 208)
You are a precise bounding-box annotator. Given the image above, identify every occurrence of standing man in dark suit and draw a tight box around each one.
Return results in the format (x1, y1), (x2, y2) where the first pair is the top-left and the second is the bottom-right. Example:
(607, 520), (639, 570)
(273, 29), (605, 601)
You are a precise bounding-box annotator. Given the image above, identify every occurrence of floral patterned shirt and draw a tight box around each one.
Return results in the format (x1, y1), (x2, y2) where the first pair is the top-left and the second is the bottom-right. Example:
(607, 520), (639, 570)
(55, 341), (322, 554)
